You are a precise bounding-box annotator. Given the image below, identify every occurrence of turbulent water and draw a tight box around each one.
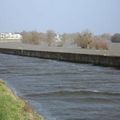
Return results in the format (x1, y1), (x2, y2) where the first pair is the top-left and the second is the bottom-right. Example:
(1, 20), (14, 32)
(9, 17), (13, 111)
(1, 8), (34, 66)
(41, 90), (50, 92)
(0, 53), (120, 120)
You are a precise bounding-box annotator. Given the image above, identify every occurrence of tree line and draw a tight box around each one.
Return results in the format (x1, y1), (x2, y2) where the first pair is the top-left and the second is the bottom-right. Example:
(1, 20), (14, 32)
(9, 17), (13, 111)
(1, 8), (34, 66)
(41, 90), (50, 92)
(21, 30), (120, 50)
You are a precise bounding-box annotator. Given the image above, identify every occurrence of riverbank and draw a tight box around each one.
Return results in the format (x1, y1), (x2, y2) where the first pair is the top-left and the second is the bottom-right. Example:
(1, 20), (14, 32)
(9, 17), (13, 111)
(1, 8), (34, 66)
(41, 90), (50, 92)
(0, 42), (120, 68)
(0, 80), (44, 120)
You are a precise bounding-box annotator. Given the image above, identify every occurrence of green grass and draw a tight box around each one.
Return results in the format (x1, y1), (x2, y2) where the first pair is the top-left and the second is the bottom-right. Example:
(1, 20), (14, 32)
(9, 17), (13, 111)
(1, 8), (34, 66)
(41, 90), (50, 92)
(0, 80), (44, 120)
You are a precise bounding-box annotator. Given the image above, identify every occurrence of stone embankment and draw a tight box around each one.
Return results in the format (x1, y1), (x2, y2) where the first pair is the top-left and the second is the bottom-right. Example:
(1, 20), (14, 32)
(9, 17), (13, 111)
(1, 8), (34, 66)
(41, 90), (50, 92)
(0, 42), (120, 68)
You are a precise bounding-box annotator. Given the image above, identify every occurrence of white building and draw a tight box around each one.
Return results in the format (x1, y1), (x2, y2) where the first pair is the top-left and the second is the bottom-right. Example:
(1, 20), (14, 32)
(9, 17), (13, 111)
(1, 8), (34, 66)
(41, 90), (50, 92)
(0, 33), (22, 42)
(54, 34), (62, 42)
(52, 34), (63, 47)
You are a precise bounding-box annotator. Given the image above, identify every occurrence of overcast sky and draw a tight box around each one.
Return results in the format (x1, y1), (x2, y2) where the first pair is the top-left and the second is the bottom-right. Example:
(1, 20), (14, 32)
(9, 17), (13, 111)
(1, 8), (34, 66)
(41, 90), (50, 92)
(0, 0), (120, 34)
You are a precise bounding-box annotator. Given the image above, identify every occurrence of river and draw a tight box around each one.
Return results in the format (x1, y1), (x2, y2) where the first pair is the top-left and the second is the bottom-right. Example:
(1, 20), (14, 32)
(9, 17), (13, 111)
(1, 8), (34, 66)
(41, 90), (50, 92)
(0, 53), (120, 120)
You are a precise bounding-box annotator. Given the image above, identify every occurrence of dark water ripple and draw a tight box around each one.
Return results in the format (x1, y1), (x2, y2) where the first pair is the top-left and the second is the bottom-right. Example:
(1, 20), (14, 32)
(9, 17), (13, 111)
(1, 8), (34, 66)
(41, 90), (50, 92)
(0, 53), (120, 120)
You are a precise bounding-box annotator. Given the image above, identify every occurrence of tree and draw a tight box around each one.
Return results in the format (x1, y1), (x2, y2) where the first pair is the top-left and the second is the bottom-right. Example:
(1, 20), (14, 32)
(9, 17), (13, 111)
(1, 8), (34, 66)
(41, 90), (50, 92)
(46, 30), (56, 46)
(74, 31), (93, 48)
(111, 33), (120, 43)
(21, 31), (40, 44)
(94, 37), (108, 50)
(99, 33), (111, 40)
(21, 31), (31, 43)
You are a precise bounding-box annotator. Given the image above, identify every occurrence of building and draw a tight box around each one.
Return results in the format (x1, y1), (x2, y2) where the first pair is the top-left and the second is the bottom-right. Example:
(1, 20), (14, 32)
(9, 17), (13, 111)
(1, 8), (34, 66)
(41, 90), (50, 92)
(53, 34), (63, 47)
(0, 33), (22, 42)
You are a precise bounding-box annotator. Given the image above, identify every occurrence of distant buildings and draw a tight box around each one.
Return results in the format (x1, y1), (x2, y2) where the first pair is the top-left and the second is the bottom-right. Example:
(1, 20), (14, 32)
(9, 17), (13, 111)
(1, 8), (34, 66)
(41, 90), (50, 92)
(0, 33), (22, 42)
(54, 34), (62, 42)
(52, 34), (63, 46)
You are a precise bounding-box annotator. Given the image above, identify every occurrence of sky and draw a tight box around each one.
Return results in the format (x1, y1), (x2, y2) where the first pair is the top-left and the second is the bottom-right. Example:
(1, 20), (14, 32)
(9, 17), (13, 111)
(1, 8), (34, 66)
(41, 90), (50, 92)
(0, 0), (120, 34)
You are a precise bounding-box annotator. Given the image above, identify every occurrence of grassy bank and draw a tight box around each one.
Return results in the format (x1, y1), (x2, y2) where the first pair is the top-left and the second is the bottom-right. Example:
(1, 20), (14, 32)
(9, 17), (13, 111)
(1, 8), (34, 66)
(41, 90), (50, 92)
(0, 80), (44, 120)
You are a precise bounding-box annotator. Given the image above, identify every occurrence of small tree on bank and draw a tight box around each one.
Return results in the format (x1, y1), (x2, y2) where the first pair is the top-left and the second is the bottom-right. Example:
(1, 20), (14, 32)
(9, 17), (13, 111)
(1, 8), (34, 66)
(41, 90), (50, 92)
(74, 31), (93, 48)
(46, 30), (56, 46)
(93, 37), (108, 50)
(21, 31), (40, 44)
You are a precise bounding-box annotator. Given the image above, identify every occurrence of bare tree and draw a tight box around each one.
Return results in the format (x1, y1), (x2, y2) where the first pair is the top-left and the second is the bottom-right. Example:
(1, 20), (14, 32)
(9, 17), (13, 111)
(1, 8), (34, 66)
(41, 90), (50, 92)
(100, 33), (111, 40)
(21, 31), (40, 44)
(94, 37), (108, 50)
(74, 31), (93, 48)
(46, 30), (56, 46)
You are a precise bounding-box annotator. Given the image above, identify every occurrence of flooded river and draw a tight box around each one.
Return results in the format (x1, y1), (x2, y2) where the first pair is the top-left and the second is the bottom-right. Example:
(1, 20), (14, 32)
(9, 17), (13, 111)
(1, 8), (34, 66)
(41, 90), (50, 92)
(0, 53), (120, 120)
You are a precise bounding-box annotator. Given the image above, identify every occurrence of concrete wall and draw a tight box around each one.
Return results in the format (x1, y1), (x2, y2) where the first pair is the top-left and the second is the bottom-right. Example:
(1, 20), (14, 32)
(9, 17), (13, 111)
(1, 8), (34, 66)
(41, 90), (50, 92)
(0, 48), (120, 68)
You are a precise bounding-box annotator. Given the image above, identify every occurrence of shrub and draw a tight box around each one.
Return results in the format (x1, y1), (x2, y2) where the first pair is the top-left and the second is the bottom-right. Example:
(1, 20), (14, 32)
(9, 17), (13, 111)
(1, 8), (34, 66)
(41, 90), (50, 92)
(21, 31), (40, 44)
(74, 31), (93, 48)
(94, 37), (108, 50)
(111, 33), (120, 43)
(46, 30), (56, 46)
